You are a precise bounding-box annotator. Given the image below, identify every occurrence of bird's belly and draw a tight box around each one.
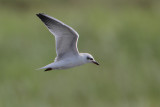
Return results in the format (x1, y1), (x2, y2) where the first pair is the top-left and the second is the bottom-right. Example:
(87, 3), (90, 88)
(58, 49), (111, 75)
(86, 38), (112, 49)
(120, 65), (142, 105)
(54, 59), (84, 69)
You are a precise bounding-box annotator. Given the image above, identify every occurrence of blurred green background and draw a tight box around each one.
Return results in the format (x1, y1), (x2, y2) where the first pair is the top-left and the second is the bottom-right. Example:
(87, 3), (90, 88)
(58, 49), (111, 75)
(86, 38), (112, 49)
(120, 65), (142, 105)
(0, 0), (160, 107)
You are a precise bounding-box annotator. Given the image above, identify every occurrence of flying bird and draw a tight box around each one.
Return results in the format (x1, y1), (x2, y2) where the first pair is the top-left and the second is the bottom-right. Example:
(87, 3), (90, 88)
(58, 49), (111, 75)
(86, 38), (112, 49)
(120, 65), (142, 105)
(36, 13), (99, 71)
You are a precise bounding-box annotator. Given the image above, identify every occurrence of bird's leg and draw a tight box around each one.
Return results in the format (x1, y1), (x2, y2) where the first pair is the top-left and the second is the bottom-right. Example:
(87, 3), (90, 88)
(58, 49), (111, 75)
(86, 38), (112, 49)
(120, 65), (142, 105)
(44, 68), (52, 72)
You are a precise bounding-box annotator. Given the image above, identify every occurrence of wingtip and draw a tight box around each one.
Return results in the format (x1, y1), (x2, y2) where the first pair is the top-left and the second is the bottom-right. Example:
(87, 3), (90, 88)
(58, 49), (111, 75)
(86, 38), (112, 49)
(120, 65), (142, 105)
(36, 13), (39, 16)
(36, 13), (45, 17)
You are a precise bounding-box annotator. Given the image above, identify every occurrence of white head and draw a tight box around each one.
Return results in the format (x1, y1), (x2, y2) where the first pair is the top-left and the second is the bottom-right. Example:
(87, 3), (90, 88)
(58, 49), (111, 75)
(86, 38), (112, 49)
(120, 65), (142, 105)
(80, 53), (99, 65)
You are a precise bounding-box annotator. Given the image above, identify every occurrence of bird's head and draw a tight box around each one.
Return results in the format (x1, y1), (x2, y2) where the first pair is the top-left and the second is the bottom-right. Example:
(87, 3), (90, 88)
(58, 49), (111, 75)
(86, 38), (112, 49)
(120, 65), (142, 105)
(81, 53), (99, 65)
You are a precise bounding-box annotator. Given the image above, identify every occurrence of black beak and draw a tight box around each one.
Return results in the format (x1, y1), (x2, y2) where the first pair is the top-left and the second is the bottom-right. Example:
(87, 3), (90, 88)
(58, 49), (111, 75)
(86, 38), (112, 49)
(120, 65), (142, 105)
(92, 61), (99, 65)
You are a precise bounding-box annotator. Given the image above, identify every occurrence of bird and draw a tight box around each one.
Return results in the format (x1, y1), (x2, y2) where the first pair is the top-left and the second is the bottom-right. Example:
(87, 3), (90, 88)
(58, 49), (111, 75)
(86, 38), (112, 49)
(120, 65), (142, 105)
(36, 13), (99, 71)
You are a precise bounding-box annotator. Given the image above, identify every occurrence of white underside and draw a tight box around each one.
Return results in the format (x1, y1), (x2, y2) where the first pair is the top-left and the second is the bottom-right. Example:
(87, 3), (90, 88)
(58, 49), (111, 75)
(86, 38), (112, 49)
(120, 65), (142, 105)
(39, 55), (86, 70)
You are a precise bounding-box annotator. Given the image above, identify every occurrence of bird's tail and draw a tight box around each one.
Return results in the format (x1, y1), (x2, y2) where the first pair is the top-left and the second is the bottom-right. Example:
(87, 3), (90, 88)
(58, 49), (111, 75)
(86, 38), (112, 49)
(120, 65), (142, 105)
(36, 66), (53, 71)
(36, 67), (45, 70)
(36, 63), (54, 71)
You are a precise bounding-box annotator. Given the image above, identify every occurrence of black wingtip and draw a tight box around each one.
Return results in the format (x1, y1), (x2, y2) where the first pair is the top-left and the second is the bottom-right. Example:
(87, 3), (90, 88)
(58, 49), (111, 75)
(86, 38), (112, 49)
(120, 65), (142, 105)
(36, 13), (49, 22)
(36, 13), (45, 17)
(36, 13), (39, 16)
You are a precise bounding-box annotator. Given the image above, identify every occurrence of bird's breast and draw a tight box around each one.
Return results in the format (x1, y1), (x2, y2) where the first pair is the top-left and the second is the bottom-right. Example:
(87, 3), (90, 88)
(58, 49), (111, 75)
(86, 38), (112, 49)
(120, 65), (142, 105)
(54, 57), (85, 69)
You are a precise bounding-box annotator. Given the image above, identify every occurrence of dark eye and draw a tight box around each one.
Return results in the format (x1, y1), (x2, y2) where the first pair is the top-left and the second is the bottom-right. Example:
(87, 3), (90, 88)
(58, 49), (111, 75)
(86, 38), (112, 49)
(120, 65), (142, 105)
(90, 58), (93, 60)
(87, 57), (93, 60)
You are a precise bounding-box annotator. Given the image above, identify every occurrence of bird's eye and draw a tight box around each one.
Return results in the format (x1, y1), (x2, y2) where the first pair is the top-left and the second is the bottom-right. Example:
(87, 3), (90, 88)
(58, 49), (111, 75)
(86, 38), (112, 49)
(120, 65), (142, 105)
(90, 58), (93, 60)
(87, 57), (93, 60)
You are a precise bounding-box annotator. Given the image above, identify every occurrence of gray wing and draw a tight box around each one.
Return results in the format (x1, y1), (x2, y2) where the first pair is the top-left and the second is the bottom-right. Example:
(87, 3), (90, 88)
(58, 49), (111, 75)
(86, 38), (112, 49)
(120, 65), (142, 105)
(36, 13), (79, 61)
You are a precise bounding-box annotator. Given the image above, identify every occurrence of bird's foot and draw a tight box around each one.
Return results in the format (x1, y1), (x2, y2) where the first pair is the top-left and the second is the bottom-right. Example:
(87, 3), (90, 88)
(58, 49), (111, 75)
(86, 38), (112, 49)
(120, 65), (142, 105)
(44, 68), (52, 72)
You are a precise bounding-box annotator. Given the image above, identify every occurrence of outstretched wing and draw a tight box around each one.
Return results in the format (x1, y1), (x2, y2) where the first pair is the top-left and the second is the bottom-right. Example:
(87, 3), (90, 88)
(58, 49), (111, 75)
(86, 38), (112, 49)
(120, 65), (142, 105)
(36, 13), (79, 61)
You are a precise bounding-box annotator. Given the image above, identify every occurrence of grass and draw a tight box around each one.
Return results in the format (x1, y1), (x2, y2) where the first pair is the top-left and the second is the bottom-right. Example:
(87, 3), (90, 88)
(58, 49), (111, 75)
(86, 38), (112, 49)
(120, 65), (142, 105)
(0, 1), (160, 107)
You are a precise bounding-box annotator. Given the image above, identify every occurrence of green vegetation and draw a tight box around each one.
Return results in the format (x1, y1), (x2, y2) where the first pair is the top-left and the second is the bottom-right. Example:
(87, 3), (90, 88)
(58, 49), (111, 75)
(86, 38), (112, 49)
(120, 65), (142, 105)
(0, 0), (160, 107)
